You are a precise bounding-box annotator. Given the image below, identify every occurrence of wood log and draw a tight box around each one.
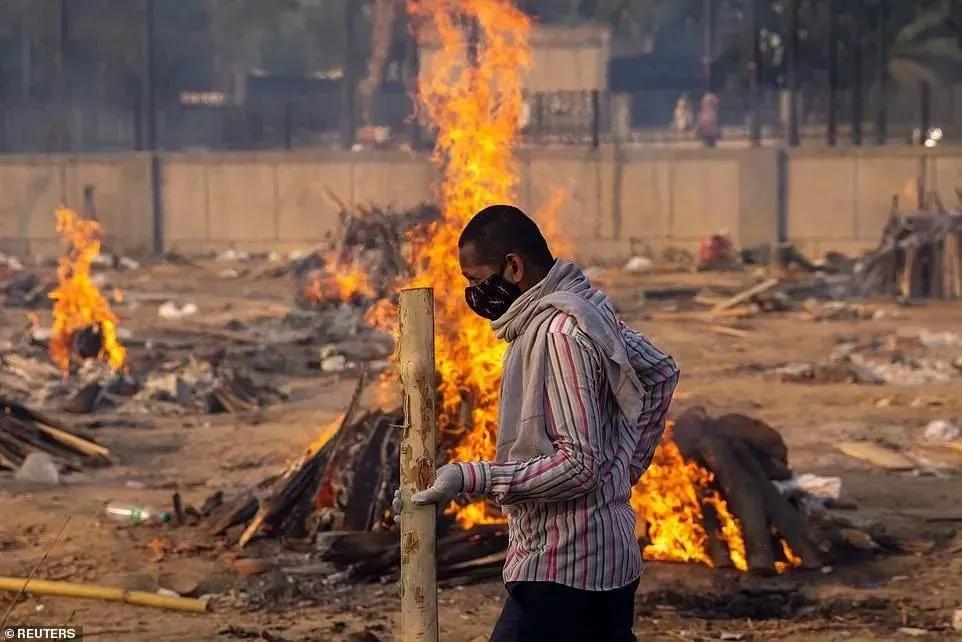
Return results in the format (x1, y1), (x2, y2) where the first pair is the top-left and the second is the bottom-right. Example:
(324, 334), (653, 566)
(1, 397), (109, 462)
(62, 382), (103, 414)
(673, 408), (788, 467)
(237, 371), (369, 545)
(730, 441), (822, 569)
(344, 415), (399, 531)
(696, 435), (775, 574)
(835, 441), (916, 471)
(707, 324), (751, 339)
(944, 231), (961, 299)
(397, 288), (439, 642)
(699, 498), (733, 569)
(316, 530), (398, 564)
(900, 243), (918, 298)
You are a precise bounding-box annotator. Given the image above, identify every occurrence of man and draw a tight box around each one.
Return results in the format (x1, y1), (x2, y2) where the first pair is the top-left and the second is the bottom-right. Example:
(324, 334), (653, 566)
(402, 204), (679, 642)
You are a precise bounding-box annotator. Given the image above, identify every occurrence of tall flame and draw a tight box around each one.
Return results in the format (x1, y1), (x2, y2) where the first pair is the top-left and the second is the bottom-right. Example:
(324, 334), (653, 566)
(48, 207), (126, 373)
(407, 0), (531, 477)
(631, 426), (748, 571)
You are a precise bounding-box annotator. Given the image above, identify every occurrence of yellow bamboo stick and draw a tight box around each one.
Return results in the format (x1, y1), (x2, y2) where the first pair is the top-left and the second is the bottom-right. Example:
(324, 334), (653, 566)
(0, 577), (208, 613)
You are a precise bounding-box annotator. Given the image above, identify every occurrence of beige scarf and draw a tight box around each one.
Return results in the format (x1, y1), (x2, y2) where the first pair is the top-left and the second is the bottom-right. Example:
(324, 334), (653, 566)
(490, 259), (647, 462)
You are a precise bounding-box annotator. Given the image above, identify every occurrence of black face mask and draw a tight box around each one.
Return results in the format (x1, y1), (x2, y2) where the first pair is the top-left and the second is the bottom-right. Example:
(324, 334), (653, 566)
(464, 263), (521, 320)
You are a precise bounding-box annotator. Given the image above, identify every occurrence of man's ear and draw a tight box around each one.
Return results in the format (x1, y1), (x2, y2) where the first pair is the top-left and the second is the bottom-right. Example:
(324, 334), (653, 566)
(504, 252), (524, 285)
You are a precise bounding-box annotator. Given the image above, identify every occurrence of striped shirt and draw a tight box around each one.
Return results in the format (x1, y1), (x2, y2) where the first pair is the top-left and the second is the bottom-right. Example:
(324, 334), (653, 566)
(457, 313), (679, 591)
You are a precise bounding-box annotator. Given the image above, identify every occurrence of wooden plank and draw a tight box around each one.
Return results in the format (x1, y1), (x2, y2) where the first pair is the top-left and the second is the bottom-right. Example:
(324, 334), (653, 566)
(900, 244), (918, 298)
(711, 278), (779, 314)
(707, 325), (751, 339)
(944, 231), (961, 299)
(835, 441), (916, 471)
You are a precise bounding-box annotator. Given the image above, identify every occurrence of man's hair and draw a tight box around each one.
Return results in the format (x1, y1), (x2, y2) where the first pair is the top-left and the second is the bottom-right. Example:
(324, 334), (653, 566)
(458, 204), (554, 268)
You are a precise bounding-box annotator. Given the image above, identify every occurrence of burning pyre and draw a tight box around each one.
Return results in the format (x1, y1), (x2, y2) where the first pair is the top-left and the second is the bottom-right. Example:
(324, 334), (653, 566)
(402, 0), (783, 571)
(286, 0), (802, 573)
(48, 207), (126, 374)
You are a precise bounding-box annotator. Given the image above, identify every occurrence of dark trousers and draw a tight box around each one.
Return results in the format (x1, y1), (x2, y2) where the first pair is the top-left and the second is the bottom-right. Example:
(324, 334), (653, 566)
(489, 579), (639, 642)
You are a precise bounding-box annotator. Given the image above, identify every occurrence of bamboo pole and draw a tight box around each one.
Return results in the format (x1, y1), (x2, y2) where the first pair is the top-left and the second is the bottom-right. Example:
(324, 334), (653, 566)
(0, 577), (208, 613)
(397, 288), (439, 642)
(711, 278), (779, 314)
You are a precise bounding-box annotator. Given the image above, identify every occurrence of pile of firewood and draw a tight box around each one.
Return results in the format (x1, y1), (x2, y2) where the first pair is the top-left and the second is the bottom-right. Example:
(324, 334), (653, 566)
(204, 369), (897, 581)
(290, 203), (439, 308)
(853, 206), (962, 299)
(0, 397), (111, 471)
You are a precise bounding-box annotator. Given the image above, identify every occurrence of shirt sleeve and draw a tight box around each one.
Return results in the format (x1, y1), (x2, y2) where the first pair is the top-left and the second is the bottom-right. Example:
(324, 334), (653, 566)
(456, 329), (607, 505)
(627, 364), (678, 484)
(621, 326), (679, 483)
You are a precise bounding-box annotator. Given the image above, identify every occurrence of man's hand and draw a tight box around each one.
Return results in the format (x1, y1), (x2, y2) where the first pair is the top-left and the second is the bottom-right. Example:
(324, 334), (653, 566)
(391, 464), (465, 524)
(412, 463), (464, 505)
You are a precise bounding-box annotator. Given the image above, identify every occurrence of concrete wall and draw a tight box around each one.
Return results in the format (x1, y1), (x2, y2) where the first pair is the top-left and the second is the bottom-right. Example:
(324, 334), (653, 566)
(0, 153), (152, 257)
(161, 150), (435, 253)
(786, 148), (930, 257)
(3, 146), (962, 264)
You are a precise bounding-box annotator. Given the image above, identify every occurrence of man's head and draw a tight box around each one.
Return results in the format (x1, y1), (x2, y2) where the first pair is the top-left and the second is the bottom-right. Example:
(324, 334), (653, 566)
(458, 204), (554, 320)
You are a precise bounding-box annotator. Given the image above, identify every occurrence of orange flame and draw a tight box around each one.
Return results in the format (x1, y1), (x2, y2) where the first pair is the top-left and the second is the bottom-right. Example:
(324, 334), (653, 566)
(630, 426), (748, 571)
(407, 0), (531, 525)
(304, 262), (374, 304)
(48, 207), (125, 373)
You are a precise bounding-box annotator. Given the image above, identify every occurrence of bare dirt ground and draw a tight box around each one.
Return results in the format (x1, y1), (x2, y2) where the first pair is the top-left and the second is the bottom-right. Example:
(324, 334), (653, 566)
(2, 258), (961, 641)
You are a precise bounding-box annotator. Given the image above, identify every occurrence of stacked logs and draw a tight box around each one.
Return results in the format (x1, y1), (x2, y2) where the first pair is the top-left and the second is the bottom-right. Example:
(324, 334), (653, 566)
(853, 210), (962, 299)
(671, 407), (822, 575)
(0, 397), (111, 471)
(205, 384), (887, 581)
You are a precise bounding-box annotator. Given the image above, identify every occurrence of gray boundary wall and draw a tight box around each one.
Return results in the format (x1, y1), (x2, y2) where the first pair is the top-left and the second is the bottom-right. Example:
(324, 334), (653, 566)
(1, 146), (960, 262)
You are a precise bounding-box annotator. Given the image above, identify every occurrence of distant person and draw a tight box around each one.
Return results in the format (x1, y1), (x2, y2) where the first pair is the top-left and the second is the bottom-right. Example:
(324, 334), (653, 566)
(399, 205), (679, 642)
(672, 94), (694, 133)
(696, 92), (720, 148)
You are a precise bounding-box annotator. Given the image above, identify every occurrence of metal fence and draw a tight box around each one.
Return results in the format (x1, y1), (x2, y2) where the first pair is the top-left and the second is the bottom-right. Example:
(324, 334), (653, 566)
(1, 84), (959, 154)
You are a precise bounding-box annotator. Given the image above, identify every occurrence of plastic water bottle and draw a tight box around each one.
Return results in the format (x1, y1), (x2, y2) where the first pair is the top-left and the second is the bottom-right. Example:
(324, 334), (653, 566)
(105, 502), (171, 526)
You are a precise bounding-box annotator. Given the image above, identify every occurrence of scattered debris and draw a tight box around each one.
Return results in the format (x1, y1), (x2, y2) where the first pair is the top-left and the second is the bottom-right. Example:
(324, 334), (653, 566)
(623, 256), (652, 273)
(216, 248), (250, 262)
(852, 210), (962, 299)
(773, 473), (842, 502)
(697, 233), (736, 271)
(918, 329), (962, 348)
(14, 452), (61, 485)
(158, 301), (198, 320)
(923, 420), (961, 443)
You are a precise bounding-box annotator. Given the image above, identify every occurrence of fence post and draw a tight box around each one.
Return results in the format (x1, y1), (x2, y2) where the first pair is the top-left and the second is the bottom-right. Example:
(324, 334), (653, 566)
(397, 288), (439, 642)
(876, 0), (888, 145)
(591, 90), (601, 148)
(827, 0), (838, 146)
(920, 81), (931, 144)
(747, 0), (762, 146)
(852, 0), (865, 146)
(284, 100), (293, 150)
